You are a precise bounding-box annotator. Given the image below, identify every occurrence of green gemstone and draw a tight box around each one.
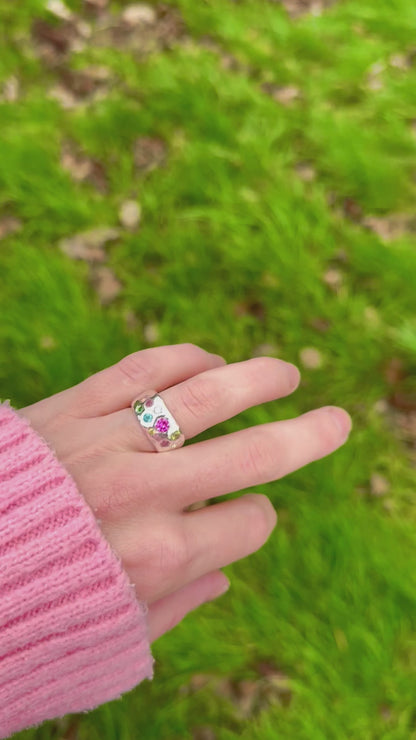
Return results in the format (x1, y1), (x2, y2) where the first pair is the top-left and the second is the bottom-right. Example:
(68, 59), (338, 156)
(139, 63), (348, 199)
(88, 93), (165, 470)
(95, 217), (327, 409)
(134, 402), (144, 414)
(169, 430), (181, 440)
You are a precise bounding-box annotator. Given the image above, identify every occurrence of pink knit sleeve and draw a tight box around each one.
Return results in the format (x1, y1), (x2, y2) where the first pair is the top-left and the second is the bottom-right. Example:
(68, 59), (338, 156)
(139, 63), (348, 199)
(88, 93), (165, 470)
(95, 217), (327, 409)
(0, 400), (154, 739)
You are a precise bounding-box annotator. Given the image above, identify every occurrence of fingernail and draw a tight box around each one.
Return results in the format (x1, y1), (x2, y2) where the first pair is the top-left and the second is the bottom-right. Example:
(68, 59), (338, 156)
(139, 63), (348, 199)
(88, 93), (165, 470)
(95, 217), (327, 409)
(286, 363), (301, 388)
(326, 407), (352, 438)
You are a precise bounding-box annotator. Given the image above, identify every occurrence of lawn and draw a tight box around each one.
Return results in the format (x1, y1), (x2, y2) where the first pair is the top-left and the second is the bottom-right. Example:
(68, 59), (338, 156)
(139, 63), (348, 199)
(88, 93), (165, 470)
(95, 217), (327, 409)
(1, 1), (416, 738)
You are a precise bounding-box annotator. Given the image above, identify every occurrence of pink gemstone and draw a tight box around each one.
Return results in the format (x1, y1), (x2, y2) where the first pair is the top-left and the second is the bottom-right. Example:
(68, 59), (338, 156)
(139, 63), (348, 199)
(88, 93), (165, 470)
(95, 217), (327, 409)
(155, 417), (169, 433)
(145, 399), (153, 407)
(160, 440), (170, 447)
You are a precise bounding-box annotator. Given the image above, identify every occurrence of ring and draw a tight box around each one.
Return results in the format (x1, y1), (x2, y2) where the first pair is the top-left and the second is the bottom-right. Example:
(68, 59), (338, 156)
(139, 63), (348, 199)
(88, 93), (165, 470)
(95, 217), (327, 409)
(131, 390), (185, 452)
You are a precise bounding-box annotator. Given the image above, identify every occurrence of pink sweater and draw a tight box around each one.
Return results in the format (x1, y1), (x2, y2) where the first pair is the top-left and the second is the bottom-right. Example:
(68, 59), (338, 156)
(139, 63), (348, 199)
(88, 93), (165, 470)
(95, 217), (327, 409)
(0, 401), (154, 738)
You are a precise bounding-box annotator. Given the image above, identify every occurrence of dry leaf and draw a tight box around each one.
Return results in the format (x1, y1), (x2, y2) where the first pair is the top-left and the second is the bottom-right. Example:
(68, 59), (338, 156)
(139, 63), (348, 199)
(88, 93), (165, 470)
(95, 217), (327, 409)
(263, 83), (300, 105)
(59, 227), (120, 262)
(47, 0), (73, 20)
(84, 0), (109, 10)
(299, 347), (323, 369)
(124, 309), (139, 331)
(134, 136), (167, 171)
(48, 84), (78, 109)
(295, 161), (316, 181)
(0, 217), (22, 240)
(143, 322), (159, 343)
(370, 474), (390, 497)
(270, 0), (334, 19)
(119, 200), (142, 230)
(61, 142), (107, 191)
(384, 357), (405, 386)
(251, 342), (280, 358)
(343, 197), (363, 221)
(121, 4), (156, 26)
(192, 729), (216, 740)
(89, 265), (122, 304)
(363, 214), (416, 242)
(390, 53), (409, 70)
(0, 76), (19, 102)
(323, 268), (343, 292)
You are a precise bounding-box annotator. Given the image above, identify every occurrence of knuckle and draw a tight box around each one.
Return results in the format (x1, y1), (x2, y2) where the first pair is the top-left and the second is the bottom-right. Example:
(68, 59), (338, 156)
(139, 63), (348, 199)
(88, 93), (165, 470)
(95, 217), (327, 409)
(179, 376), (217, 420)
(240, 430), (276, 480)
(117, 351), (154, 387)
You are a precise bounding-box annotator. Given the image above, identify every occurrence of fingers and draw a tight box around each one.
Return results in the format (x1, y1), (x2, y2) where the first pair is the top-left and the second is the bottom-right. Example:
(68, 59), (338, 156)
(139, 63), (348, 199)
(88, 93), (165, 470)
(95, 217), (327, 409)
(138, 405), (352, 511)
(60, 344), (227, 417)
(181, 493), (277, 586)
(146, 570), (230, 643)
(111, 356), (301, 452)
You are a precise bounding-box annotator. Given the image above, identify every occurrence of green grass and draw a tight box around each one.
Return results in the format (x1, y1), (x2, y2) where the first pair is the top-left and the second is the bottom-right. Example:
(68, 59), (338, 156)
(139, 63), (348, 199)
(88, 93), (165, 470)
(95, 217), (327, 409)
(1, 0), (416, 737)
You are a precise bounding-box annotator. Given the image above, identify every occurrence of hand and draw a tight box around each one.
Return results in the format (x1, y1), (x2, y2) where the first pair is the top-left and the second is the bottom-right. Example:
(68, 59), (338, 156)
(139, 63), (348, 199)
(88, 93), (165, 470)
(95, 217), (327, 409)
(17, 344), (351, 643)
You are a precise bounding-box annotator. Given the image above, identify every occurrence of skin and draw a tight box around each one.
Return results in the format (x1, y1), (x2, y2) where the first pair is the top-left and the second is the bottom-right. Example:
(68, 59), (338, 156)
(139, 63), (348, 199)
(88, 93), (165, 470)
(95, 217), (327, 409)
(16, 343), (352, 644)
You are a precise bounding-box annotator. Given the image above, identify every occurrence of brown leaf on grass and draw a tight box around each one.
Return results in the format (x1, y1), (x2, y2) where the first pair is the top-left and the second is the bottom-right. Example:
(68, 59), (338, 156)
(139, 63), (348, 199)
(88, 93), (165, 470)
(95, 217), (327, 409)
(363, 214), (416, 242)
(251, 342), (280, 358)
(61, 142), (107, 191)
(343, 197), (363, 222)
(118, 200), (142, 230)
(323, 268), (343, 292)
(143, 322), (160, 343)
(295, 161), (316, 182)
(93, 3), (185, 55)
(269, 0), (336, 19)
(388, 392), (416, 412)
(89, 265), (122, 304)
(0, 76), (20, 102)
(234, 300), (266, 321)
(32, 19), (76, 65)
(213, 670), (292, 719)
(299, 347), (323, 369)
(262, 82), (301, 106)
(0, 217), (22, 240)
(390, 408), (416, 463)
(84, 0), (109, 12)
(133, 136), (167, 171)
(121, 4), (157, 26)
(59, 227), (120, 262)
(47, 0), (73, 21)
(370, 474), (390, 497)
(192, 729), (216, 740)
(58, 66), (111, 100)
(384, 357), (406, 387)
(309, 317), (331, 333)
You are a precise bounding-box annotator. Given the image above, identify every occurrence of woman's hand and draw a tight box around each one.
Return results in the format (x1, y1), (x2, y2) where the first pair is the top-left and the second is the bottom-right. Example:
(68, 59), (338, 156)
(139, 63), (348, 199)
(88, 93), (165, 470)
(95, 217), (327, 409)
(17, 344), (351, 643)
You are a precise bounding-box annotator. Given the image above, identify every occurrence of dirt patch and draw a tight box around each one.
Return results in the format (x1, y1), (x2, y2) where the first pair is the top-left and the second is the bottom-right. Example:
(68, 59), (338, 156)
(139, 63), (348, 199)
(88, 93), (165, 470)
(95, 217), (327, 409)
(269, 0), (337, 18)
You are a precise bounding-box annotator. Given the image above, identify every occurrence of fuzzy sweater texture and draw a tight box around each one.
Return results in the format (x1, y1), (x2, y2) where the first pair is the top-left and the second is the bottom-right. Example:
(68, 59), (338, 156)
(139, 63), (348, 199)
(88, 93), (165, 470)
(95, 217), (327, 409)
(0, 400), (154, 738)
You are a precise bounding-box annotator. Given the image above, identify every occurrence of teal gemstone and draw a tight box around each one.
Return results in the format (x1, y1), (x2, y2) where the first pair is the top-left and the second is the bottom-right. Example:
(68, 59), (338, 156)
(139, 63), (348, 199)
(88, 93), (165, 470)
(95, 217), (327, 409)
(143, 413), (153, 423)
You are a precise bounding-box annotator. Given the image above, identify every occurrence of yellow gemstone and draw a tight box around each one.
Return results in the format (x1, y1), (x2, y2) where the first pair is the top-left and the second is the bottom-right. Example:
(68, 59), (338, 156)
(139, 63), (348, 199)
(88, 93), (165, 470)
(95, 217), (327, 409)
(169, 430), (181, 440)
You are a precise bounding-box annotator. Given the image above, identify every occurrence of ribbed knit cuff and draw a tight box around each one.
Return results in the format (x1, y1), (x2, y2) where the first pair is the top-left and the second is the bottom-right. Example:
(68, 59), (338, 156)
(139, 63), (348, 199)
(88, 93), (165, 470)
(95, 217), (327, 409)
(0, 401), (154, 739)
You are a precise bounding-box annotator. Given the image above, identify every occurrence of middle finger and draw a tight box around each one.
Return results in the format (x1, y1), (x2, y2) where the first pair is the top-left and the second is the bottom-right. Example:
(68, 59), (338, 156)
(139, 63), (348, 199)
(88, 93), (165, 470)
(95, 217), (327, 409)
(114, 357), (300, 452)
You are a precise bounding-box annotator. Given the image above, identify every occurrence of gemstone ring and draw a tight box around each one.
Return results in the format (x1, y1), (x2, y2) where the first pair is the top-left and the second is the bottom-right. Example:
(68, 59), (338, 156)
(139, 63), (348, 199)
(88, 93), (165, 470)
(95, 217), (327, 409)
(131, 390), (185, 452)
